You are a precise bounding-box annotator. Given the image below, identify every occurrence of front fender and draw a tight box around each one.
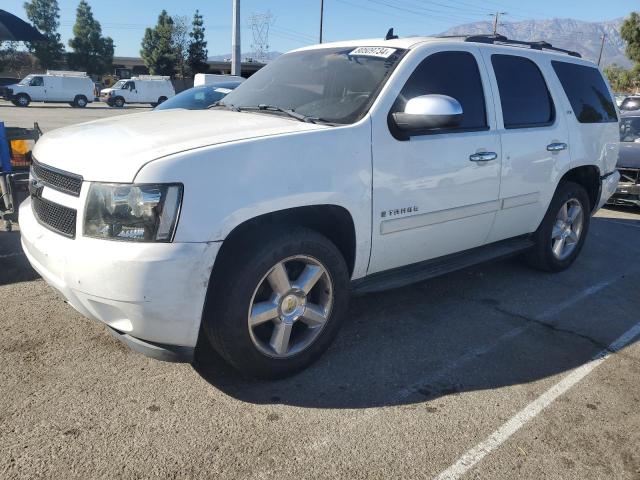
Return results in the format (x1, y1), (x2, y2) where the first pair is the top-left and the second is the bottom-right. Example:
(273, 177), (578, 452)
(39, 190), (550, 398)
(135, 122), (373, 278)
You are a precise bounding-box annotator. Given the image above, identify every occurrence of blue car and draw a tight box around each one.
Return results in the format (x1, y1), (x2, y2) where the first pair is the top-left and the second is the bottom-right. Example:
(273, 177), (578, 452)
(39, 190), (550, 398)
(154, 81), (242, 111)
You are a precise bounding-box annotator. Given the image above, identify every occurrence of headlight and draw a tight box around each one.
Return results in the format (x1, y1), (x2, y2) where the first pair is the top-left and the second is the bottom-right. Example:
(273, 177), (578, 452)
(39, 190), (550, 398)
(84, 183), (182, 242)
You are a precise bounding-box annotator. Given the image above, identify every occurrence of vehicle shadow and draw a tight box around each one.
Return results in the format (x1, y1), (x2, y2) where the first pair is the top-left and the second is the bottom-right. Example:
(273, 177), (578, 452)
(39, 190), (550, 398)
(194, 272), (639, 410)
(0, 231), (39, 286)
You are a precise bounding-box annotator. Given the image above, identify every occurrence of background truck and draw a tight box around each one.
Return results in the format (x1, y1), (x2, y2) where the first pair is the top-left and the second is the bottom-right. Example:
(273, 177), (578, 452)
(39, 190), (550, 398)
(4, 71), (94, 108)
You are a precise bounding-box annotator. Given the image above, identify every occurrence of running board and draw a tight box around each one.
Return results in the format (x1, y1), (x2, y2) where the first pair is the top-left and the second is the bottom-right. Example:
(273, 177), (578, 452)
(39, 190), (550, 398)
(351, 237), (534, 295)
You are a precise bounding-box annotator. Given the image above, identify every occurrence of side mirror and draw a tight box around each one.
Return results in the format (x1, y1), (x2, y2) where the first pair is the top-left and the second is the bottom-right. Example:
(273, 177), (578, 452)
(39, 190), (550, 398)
(392, 94), (463, 133)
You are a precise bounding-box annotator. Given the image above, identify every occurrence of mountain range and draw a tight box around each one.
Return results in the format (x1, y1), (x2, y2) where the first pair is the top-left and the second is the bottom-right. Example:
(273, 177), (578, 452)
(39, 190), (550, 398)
(208, 18), (632, 69)
(439, 18), (630, 68)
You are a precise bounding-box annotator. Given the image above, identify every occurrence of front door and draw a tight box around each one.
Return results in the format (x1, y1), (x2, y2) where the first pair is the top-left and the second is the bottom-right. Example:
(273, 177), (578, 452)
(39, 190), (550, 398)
(28, 76), (46, 101)
(368, 46), (501, 274)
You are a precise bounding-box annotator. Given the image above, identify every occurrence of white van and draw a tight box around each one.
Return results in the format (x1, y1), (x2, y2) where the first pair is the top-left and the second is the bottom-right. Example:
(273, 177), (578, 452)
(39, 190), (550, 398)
(6, 71), (94, 108)
(193, 73), (245, 87)
(100, 75), (175, 108)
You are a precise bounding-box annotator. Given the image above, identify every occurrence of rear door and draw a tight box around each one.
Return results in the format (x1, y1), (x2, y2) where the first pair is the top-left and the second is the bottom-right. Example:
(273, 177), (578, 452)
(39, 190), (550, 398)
(481, 50), (572, 242)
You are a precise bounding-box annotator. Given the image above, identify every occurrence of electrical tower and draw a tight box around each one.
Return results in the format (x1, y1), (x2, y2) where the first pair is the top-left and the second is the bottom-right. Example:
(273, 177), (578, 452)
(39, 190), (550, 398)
(249, 12), (274, 63)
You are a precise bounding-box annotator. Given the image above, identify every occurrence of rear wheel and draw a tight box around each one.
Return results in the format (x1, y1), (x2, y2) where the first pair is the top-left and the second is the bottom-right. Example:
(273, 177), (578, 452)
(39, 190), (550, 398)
(157, 96), (167, 105)
(203, 227), (350, 378)
(526, 181), (591, 272)
(74, 95), (88, 108)
(15, 94), (30, 107)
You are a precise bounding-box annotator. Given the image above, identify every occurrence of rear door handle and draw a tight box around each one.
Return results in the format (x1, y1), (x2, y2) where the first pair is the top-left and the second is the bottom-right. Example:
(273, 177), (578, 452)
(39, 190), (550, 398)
(469, 152), (498, 162)
(547, 142), (568, 152)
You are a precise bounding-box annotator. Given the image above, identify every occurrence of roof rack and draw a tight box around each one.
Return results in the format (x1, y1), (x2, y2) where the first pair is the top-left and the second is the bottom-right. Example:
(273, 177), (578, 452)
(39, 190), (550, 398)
(46, 70), (88, 77)
(464, 34), (581, 58)
(133, 75), (170, 81)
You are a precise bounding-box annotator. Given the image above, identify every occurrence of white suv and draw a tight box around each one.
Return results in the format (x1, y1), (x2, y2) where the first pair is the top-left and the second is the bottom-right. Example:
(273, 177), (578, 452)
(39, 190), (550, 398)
(20, 35), (620, 378)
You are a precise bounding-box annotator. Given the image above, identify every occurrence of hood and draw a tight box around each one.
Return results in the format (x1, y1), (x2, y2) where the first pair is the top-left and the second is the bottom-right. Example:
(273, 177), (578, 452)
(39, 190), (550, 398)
(100, 88), (114, 94)
(33, 109), (327, 182)
(617, 142), (640, 169)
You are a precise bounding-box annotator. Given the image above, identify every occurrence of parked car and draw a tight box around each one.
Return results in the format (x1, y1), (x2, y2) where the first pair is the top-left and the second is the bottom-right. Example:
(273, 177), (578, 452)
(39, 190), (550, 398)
(620, 96), (640, 111)
(99, 75), (175, 108)
(609, 111), (640, 207)
(154, 82), (242, 111)
(3, 71), (94, 108)
(20, 35), (620, 378)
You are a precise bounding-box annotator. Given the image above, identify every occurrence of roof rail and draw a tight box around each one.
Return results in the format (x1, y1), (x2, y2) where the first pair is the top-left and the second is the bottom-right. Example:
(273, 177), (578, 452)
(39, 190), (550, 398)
(463, 34), (582, 58)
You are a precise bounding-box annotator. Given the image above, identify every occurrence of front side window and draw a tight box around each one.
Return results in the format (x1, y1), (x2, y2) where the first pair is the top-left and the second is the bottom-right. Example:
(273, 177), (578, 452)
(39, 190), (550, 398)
(221, 46), (406, 124)
(491, 54), (555, 128)
(125, 81), (135, 90)
(30, 76), (44, 87)
(552, 61), (617, 123)
(392, 51), (488, 132)
(112, 80), (126, 89)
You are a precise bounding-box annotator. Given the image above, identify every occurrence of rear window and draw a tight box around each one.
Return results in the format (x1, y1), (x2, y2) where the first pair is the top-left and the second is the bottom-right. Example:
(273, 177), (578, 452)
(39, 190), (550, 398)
(551, 61), (617, 123)
(620, 97), (640, 111)
(491, 54), (554, 128)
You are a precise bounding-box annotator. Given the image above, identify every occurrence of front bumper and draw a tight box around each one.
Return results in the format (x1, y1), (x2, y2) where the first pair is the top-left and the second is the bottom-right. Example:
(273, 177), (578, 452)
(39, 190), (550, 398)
(19, 198), (221, 361)
(609, 181), (640, 207)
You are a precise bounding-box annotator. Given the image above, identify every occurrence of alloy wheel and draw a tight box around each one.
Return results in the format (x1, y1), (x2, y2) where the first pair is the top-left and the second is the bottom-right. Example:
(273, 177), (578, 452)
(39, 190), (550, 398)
(551, 198), (584, 260)
(248, 255), (333, 358)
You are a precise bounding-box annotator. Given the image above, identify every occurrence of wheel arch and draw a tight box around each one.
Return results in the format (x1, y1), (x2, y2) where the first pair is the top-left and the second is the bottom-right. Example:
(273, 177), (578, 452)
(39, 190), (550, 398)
(558, 165), (601, 212)
(214, 205), (357, 278)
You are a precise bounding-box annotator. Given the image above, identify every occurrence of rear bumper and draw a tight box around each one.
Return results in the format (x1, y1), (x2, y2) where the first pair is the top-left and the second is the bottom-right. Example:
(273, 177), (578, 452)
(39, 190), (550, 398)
(596, 170), (620, 211)
(19, 197), (221, 355)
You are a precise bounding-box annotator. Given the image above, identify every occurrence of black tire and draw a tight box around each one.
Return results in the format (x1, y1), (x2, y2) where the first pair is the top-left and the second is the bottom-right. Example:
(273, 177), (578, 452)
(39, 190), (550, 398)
(74, 95), (88, 108)
(15, 94), (30, 107)
(203, 227), (350, 379)
(113, 96), (125, 108)
(526, 181), (591, 272)
(68, 102), (76, 107)
(157, 96), (167, 105)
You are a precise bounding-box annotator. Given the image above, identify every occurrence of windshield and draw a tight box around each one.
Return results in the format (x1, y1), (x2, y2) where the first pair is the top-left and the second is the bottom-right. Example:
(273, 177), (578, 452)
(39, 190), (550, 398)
(18, 75), (33, 86)
(112, 80), (127, 89)
(155, 84), (239, 111)
(620, 116), (640, 142)
(221, 46), (406, 124)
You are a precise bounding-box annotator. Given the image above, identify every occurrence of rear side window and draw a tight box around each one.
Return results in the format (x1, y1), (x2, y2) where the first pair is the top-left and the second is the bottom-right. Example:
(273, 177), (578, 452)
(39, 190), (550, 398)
(551, 61), (617, 123)
(491, 54), (554, 129)
(394, 51), (487, 131)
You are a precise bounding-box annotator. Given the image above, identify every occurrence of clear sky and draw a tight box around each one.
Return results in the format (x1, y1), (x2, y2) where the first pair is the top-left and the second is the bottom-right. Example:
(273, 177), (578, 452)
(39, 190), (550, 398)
(4, 0), (639, 57)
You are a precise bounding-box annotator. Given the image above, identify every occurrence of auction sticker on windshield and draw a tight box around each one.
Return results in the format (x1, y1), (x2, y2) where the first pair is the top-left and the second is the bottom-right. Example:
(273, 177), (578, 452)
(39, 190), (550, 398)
(349, 47), (397, 58)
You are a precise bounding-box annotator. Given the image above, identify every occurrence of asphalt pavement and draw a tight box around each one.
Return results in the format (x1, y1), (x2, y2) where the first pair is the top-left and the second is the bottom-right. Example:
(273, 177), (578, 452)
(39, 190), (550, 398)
(0, 102), (639, 479)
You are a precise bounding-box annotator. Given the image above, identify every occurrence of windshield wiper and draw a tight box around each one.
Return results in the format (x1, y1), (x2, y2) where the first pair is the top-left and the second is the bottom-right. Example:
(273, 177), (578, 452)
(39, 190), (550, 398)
(239, 104), (320, 124)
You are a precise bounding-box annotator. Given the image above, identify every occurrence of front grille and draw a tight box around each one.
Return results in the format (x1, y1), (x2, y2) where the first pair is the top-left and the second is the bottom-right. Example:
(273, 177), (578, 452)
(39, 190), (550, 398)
(31, 161), (83, 196)
(618, 168), (640, 185)
(31, 195), (77, 238)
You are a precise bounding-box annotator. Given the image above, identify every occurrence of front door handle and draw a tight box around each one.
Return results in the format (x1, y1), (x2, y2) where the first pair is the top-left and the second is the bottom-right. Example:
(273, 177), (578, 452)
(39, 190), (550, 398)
(547, 142), (568, 152)
(469, 152), (498, 162)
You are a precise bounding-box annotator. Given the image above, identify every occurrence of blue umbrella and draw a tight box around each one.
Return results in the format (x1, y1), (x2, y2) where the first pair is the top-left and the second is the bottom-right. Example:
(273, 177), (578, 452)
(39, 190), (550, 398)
(0, 9), (46, 42)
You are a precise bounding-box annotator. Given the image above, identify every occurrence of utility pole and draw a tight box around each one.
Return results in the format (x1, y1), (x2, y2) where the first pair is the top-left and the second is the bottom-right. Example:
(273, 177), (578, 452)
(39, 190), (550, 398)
(319, 0), (324, 44)
(597, 33), (606, 66)
(231, 0), (241, 76)
(489, 12), (507, 35)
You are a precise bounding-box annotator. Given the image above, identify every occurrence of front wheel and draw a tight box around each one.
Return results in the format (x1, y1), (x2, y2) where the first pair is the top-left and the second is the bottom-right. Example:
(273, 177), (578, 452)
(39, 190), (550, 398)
(74, 95), (88, 108)
(15, 94), (30, 107)
(113, 96), (125, 108)
(526, 181), (591, 272)
(203, 227), (350, 378)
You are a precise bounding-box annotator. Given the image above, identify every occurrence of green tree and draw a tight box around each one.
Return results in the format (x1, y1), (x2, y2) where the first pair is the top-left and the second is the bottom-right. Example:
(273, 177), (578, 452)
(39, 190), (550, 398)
(172, 15), (189, 78)
(621, 12), (640, 64)
(23, 0), (65, 69)
(67, 0), (114, 75)
(187, 10), (209, 74)
(140, 10), (176, 76)
(604, 64), (634, 92)
(0, 42), (34, 76)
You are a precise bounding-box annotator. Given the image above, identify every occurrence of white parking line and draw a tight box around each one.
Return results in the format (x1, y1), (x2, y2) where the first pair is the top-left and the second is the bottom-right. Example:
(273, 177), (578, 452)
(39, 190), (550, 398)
(434, 320), (640, 480)
(597, 218), (640, 230)
(306, 277), (618, 453)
